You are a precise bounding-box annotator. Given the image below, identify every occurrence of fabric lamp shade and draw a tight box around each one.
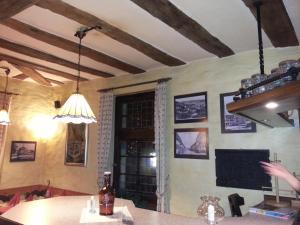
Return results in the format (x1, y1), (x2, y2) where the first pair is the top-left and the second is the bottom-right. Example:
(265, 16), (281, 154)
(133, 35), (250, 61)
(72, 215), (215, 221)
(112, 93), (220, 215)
(0, 109), (10, 125)
(53, 93), (97, 124)
(53, 27), (98, 124)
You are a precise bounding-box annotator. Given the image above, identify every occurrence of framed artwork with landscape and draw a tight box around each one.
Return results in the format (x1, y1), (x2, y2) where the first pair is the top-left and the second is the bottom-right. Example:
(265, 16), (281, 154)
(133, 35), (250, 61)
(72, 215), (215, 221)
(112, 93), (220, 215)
(220, 92), (256, 133)
(174, 128), (209, 159)
(10, 141), (36, 162)
(174, 92), (207, 123)
(65, 123), (88, 166)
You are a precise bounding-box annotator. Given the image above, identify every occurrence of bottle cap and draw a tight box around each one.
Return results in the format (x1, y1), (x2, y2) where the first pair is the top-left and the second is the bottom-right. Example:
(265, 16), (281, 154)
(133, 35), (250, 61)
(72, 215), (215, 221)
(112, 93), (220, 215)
(104, 171), (111, 175)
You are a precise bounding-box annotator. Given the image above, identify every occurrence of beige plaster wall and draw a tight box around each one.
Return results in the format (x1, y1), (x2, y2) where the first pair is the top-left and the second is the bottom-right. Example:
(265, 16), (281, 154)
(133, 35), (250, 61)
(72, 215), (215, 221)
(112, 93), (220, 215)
(1, 46), (299, 217)
(0, 78), (62, 189)
(76, 46), (300, 217)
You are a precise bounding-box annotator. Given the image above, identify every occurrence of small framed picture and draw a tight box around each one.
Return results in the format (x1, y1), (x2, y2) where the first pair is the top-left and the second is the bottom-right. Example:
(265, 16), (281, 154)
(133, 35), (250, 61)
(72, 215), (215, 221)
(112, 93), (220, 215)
(174, 128), (209, 159)
(174, 92), (207, 123)
(10, 141), (37, 162)
(220, 92), (256, 133)
(65, 124), (88, 166)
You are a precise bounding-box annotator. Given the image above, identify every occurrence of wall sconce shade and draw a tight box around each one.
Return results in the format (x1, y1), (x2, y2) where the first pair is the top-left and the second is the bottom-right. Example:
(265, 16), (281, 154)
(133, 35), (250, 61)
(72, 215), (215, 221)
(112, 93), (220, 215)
(0, 109), (10, 125)
(0, 67), (11, 125)
(53, 93), (96, 124)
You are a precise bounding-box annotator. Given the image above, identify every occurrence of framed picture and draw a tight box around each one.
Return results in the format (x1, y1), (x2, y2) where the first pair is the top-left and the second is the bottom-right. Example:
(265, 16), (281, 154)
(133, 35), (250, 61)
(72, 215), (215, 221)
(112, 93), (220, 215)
(10, 141), (36, 162)
(220, 92), (256, 133)
(174, 92), (207, 123)
(174, 128), (209, 159)
(65, 123), (88, 166)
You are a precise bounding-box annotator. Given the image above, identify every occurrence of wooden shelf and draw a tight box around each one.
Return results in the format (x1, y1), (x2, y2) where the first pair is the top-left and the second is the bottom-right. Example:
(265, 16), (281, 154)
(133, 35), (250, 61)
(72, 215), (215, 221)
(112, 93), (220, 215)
(227, 80), (300, 128)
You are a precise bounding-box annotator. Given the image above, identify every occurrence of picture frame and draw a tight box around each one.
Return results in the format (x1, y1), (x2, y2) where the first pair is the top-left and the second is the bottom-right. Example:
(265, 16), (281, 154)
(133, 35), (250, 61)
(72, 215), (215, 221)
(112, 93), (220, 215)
(10, 141), (36, 162)
(174, 128), (209, 159)
(220, 92), (256, 133)
(65, 123), (88, 166)
(174, 92), (207, 123)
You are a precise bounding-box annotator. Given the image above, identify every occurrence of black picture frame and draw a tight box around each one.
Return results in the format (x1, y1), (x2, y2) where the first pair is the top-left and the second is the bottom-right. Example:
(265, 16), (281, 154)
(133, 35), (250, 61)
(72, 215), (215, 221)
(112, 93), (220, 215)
(174, 92), (207, 123)
(174, 128), (209, 159)
(10, 141), (36, 162)
(220, 92), (256, 133)
(65, 123), (88, 167)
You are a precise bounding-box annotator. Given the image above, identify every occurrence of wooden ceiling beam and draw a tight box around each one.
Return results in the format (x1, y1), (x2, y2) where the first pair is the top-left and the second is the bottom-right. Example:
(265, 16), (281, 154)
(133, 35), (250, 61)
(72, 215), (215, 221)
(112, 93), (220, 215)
(12, 74), (28, 80)
(46, 78), (64, 86)
(0, 38), (113, 78)
(243, 0), (298, 47)
(2, 18), (145, 74)
(36, 0), (185, 66)
(0, 53), (87, 81)
(130, 0), (234, 58)
(14, 64), (52, 86)
(0, 0), (40, 21)
(13, 74), (64, 86)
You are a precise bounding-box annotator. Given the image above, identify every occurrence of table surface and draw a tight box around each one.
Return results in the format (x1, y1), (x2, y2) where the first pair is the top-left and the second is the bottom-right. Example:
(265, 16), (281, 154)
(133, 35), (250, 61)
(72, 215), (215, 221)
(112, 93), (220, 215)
(2, 196), (295, 225)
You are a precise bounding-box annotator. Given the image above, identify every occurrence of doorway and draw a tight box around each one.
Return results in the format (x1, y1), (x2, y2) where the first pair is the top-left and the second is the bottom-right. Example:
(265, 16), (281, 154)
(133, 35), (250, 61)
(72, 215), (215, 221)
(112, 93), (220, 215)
(113, 91), (157, 210)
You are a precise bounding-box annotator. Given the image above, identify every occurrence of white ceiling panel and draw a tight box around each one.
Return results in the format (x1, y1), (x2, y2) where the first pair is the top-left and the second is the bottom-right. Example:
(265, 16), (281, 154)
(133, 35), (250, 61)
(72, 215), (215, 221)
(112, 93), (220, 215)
(170, 0), (272, 53)
(0, 47), (98, 80)
(13, 5), (162, 70)
(283, 0), (300, 42)
(0, 0), (296, 86)
(62, 0), (215, 61)
(0, 25), (127, 76)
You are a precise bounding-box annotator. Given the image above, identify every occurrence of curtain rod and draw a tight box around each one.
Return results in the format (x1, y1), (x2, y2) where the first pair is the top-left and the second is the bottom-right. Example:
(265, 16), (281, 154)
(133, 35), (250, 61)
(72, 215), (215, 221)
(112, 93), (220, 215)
(0, 91), (19, 96)
(97, 77), (172, 92)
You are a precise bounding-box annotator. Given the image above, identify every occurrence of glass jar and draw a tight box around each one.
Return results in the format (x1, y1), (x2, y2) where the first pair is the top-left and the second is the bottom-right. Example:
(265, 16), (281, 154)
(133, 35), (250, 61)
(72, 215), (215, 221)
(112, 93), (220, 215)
(279, 60), (299, 72)
(99, 171), (115, 215)
(251, 73), (267, 95)
(279, 60), (300, 84)
(269, 68), (283, 88)
(240, 78), (253, 97)
(197, 195), (225, 223)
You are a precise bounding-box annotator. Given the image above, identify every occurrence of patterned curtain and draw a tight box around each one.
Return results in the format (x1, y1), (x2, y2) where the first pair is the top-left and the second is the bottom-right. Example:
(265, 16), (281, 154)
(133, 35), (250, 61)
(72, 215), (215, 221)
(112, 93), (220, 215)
(155, 81), (169, 213)
(97, 90), (114, 188)
(0, 93), (11, 178)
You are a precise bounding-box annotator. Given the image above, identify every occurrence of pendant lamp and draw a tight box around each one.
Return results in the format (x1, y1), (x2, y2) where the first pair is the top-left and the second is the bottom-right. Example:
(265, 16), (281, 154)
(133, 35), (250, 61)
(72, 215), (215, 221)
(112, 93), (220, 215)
(0, 67), (11, 125)
(54, 28), (97, 124)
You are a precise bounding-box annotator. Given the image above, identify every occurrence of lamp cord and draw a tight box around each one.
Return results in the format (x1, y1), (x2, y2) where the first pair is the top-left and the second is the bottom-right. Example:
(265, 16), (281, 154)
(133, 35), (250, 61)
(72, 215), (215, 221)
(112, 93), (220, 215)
(76, 37), (82, 94)
(255, 1), (264, 75)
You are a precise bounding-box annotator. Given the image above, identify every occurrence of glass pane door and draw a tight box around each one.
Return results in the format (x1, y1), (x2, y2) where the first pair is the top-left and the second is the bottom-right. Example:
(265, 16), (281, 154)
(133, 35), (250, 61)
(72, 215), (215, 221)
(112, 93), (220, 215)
(114, 92), (156, 210)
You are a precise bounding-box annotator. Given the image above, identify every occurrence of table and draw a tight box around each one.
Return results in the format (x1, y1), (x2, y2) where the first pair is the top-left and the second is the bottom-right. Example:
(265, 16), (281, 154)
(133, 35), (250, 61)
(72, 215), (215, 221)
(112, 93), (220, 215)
(2, 196), (295, 225)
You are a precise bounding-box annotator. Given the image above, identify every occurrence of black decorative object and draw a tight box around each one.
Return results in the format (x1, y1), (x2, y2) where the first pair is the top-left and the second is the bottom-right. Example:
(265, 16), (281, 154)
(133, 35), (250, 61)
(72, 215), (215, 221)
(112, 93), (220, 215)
(174, 92), (207, 123)
(54, 100), (61, 109)
(228, 193), (244, 217)
(215, 149), (271, 190)
(220, 92), (256, 133)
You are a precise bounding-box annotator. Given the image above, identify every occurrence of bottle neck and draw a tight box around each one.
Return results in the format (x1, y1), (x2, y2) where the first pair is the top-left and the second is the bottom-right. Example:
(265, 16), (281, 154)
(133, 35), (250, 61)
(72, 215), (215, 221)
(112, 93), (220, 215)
(104, 175), (111, 187)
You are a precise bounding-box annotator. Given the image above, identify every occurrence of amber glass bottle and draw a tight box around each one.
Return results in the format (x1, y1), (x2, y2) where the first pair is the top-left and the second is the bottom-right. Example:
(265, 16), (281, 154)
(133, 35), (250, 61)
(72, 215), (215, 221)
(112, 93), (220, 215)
(99, 171), (115, 215)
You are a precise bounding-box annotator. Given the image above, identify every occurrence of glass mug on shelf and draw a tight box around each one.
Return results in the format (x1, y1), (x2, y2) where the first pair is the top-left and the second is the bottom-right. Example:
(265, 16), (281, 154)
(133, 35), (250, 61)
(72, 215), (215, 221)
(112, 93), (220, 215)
(240, 78), (253, 98)
(250, 73), (267, 95)
(279, 60), (300, 84)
